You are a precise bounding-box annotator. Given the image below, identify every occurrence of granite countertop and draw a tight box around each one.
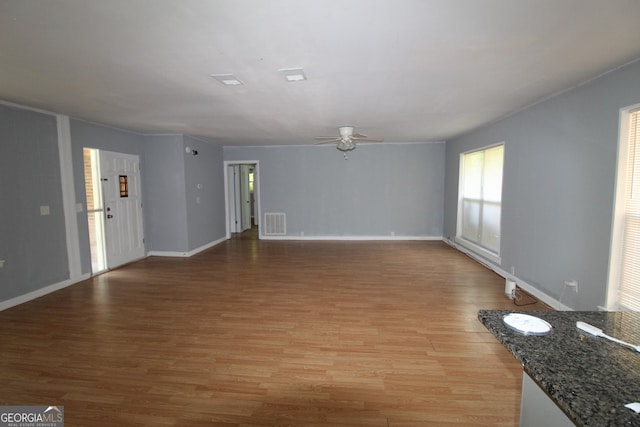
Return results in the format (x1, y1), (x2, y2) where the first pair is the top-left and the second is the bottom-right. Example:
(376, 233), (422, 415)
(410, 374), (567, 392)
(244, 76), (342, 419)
(478, 310), (640, 427)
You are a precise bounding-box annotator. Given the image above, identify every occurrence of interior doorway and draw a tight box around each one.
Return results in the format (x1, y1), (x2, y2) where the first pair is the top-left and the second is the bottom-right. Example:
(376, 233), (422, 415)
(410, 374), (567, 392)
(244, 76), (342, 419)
(224, 161), (260, 238)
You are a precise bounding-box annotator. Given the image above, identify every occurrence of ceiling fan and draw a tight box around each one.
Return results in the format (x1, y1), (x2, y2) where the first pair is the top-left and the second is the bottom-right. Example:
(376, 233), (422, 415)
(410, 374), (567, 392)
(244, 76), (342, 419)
(314, 126), (383, 152)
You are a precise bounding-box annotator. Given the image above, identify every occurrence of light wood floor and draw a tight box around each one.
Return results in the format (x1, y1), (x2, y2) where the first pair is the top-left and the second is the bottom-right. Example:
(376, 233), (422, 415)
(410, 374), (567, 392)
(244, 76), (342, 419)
(0, 236), (549, 426)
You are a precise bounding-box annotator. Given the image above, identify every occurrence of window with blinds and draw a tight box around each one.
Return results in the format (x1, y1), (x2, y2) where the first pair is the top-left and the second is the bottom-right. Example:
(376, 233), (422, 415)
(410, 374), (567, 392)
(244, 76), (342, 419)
(609, 107), (640, 311)
(457, 144), (504, 257)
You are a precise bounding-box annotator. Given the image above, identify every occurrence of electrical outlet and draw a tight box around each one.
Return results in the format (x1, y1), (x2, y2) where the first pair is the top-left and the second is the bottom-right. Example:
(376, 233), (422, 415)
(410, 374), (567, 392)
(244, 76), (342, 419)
(40, 205), (50, 216)
(564, 280), (579, 292)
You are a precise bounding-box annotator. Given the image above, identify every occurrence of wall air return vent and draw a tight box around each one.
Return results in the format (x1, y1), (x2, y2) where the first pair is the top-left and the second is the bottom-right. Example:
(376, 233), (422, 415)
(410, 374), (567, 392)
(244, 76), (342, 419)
(264, 212), (286, 235)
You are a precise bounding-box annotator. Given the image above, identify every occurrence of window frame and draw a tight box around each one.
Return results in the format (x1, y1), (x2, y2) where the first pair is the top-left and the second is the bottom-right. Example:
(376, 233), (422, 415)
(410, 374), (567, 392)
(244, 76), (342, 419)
(455, 142), (505, 264)
(607, 104), (640, 311)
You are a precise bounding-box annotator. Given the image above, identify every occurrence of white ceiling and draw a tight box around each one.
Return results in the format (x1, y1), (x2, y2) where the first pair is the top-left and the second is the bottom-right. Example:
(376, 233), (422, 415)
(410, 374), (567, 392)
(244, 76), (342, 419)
(1, 0), (640, 146)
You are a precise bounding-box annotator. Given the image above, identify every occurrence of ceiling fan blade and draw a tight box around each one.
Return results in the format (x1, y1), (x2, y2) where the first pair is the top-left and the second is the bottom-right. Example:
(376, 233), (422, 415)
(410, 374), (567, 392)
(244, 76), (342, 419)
(314, 138), (340, 145)
(352, 136), (384, 142)
(314, 136), (341, 140)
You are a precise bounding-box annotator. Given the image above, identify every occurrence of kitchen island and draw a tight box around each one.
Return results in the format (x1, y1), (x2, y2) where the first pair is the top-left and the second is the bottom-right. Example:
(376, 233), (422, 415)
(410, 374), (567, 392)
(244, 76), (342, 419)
(478, 310), (640, 426)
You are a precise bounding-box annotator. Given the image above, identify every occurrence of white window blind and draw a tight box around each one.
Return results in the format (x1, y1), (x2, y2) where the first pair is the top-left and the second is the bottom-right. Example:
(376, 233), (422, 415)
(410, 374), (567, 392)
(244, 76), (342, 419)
(618, 108), (640, 310)
(458, 144), (504, 255)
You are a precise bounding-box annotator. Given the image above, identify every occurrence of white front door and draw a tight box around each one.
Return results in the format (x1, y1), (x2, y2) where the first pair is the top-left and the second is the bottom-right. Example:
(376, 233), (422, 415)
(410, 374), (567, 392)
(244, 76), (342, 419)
(100, 150), (145, 268)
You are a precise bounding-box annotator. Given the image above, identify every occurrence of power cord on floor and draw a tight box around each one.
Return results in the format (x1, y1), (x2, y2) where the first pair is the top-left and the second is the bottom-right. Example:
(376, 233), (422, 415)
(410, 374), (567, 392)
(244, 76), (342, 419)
(513, 286), (539, 307)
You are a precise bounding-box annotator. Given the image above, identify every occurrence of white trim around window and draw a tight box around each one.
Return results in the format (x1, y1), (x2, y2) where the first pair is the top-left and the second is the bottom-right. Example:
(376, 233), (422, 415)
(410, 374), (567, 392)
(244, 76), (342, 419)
(456, 142), (505, 262)
(607, 104), (640, 311)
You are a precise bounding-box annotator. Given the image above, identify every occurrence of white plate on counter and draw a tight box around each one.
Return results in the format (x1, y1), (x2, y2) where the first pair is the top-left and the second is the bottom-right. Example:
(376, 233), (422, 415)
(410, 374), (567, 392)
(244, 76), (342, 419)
(503, 313), (552, 335)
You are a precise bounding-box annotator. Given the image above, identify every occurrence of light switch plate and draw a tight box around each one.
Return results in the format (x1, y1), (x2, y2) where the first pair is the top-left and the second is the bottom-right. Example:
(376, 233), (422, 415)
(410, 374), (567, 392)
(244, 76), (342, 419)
(40, 205), (50, 215)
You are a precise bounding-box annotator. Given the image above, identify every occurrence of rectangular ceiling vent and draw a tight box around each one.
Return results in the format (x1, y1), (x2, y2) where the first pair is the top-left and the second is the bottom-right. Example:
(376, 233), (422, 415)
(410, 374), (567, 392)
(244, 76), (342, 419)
(264, 212), (286, 236)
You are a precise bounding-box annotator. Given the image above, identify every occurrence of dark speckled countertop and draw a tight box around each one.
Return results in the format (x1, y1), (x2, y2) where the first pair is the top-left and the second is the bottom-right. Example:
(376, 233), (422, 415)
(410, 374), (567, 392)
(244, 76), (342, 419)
(478, 310), (640, 427)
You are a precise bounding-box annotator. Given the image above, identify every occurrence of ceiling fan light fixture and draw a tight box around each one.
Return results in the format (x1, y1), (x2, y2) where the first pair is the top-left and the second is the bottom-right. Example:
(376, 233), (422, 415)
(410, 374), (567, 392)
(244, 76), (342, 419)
(337, 138), (355, 151)
(280, 68), (307, 82)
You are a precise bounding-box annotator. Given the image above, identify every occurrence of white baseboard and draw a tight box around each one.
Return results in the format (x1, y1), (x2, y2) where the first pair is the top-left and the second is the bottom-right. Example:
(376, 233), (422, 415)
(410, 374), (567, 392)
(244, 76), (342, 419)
(0, 273), (91, 312)
(147, 236), (227, 258)
(443, 238), (571, 311)
(260, 235), (444, 241)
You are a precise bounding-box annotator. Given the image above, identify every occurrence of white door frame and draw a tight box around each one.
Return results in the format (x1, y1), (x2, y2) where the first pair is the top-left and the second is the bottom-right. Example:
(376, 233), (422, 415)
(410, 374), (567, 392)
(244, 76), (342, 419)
(224, 160), (260, 239)
(239, 164), (252, 231)
(83, 147), (107, 274)
(227, 165), (241, 233)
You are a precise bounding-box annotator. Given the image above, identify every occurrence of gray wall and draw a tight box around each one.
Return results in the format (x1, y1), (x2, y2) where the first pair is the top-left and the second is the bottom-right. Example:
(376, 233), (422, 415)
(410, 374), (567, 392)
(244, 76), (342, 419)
(183, 135), (226, 250)
(444, 59), (640, 310)
(70, 119), (146, 274)
(143, 134), (226, 253)
(143, 135), (189, 253)
(224, 142), (445, 238)
(0, 104), (69, 301)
